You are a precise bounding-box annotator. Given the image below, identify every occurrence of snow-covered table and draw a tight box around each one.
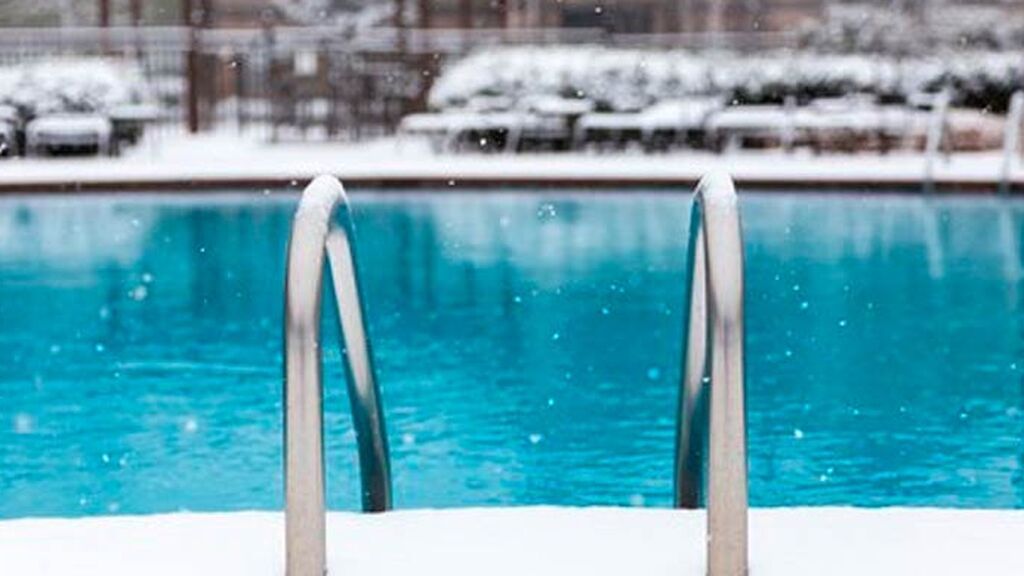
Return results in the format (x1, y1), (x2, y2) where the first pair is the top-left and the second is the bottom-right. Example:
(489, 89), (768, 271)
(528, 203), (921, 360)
(399, 111), (567, 153)
(25, 114), (113, 157)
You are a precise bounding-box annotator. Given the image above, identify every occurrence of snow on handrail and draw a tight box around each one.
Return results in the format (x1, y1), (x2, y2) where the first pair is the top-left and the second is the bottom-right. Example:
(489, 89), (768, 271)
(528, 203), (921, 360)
(674, 172), (749, 576)
(284, 175), (392, 576)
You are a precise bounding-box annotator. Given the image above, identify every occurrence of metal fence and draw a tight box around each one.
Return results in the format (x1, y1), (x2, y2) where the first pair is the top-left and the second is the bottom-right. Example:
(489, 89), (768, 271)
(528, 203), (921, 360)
(0, 25), (800, 140)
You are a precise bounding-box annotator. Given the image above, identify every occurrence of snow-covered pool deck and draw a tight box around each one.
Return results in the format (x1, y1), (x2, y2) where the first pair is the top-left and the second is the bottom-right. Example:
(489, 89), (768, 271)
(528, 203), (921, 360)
(2, 507), (1022, 575)
(0, 134), (1020, 193)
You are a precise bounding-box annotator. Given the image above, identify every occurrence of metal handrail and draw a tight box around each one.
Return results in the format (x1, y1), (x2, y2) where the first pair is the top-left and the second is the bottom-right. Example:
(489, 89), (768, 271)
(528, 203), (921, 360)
(674, 172), (748, 576)
(284, 173), (747, 576)
(923, 89), (951, 193)
(284, 175), (392, 576)
(999, 91), (1024, 195)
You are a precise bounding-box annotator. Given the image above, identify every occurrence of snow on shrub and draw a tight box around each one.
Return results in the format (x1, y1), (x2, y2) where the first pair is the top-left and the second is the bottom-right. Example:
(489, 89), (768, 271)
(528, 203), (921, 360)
(922, 52), (1024, 113)
(0, 58), (153, 119)
(800, 4), (1024, 53)
(429, 46), (1024, 113)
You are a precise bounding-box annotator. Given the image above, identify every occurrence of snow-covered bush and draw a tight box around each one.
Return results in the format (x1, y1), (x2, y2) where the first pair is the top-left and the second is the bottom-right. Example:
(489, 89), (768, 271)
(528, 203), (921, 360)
(922, 52), (1024, 113)
(798, 5), (918, 54)
(0, 58), (153, 119)
(429, 46), (1024, 113)
(431, 47), (709, 112)
(799, 4), (1024, 53)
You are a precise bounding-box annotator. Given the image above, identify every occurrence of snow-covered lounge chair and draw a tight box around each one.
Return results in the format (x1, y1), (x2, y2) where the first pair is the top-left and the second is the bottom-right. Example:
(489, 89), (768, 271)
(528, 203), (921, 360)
(0, 105), (17, 157)
(516, 95), (588, 151)
(108, 103), (160, 150)
(637, 98), (721, 151)
(26, 114), (113, 157)
(792, 99), (922, 153)
(574, 98), (721, 152)
(400, 110), (564, 153)
(573, 111), (645, 150)
(705, 105), (793, 151)
(398, 112), (459, 151)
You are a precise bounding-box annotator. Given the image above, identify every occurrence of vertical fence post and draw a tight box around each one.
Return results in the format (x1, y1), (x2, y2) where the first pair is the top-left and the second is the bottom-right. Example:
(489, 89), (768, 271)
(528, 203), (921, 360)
(183, 0), (200, 134)
(459, 0), (473, 50)
(130, 0), (142, 25)
(999, 91), (1024, 195)
(98, 0), (111, 54)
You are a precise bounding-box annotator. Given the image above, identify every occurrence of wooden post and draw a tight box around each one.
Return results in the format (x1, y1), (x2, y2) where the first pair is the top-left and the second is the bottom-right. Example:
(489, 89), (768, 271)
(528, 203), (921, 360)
(394, 0), (406, 52)
(200, 0), (213, 27)
(130, 0), (142, 26)
(459, 0), (473, 51)
(394, 0), (405, 28)
(414, 0), (433, 114)
(98, 0), (110, 27)
(129, 0), (144, 64)
(184, 0), (200, 133)
(98, 0), (111, 53)
(418, 0), (430, 28)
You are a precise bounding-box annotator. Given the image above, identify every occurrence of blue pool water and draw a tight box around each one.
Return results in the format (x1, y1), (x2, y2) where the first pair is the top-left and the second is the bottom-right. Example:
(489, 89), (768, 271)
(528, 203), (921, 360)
(1, 190), (1022, 518)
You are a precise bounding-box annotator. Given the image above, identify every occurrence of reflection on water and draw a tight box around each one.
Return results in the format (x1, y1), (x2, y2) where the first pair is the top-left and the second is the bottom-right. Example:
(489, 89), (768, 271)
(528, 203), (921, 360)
(0, 191), (1022, 517)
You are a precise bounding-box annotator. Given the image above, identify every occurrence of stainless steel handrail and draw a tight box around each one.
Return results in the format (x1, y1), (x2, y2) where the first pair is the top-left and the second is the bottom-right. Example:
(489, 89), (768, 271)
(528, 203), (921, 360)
(284, 173), (746, 575)
(285, 175), (392, 576)
(1000, 91), (1024, 195)
(674, 172), (748, 576)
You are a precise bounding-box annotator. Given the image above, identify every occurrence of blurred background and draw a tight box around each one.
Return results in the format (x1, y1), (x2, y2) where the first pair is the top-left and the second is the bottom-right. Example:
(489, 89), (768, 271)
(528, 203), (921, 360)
(0, 0), (1022, 158)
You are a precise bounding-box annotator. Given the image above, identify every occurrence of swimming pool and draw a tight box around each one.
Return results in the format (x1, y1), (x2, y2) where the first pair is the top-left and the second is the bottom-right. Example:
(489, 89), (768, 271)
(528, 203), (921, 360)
(1, 190), (1022, 518)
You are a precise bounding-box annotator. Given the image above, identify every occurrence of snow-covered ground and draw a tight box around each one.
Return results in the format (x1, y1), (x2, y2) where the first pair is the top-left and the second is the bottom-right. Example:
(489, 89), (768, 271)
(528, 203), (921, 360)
(0, 132), (1020, 191)
(1, 507), (1022, 575)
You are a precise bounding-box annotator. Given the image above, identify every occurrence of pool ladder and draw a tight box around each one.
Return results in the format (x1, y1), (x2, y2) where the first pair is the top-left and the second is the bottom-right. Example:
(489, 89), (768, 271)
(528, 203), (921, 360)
(283, 174), (748, 575)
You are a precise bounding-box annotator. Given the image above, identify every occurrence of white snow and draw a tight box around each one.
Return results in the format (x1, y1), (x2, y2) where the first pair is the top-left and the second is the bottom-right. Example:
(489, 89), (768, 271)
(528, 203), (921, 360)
(0, 104), (17, 124)
(576, 99), (720, 134)
(0, 58), (153, 117)
(27, 114), (112, 137)
(642, 98), (721, 129)
(0, 133), (1018, 189)
(428, 46), (1023, 113)
(0, 507), (1022, 575)
(400, 111), (555, 135)
(706, 105), (793, 131)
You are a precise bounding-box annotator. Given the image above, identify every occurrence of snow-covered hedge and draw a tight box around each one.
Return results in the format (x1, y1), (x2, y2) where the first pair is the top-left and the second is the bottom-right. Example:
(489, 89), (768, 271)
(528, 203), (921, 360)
(430, 47), (1024, 113)
(0, 58), (153, 119)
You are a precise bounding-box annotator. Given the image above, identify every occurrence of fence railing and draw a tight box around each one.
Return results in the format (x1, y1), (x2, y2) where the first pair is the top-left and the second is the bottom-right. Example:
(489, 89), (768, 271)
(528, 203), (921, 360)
(0, 25), (804, 139)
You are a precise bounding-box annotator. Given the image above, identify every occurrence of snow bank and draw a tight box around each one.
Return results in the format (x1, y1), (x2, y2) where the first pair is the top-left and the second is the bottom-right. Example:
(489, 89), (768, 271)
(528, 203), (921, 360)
(429, 47), (1024, 113)
(1, 507), (1022, 575)
(0, 132), (1018, 190)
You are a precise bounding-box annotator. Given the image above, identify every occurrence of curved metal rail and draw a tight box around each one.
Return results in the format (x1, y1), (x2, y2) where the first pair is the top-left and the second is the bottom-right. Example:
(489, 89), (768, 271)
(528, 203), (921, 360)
(284, 175), (392, 576)
(674, 172), (748, 576)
